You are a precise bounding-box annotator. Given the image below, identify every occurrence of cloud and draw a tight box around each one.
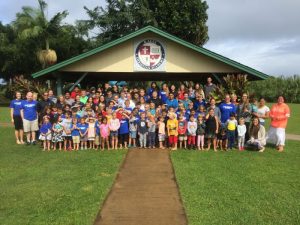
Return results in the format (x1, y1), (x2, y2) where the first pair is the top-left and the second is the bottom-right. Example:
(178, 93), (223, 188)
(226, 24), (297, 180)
(204, 0), (300, 75)
(1, 0), (299, 75)
(0, 0), (105, 24)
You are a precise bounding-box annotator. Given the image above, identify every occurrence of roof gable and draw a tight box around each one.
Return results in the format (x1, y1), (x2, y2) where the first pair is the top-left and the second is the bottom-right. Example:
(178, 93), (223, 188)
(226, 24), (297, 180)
(32, 26), (269, 79)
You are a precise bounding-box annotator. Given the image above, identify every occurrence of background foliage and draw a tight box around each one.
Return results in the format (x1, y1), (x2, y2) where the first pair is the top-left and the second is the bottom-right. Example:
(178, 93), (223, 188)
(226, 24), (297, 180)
(248, 75), (300, 103)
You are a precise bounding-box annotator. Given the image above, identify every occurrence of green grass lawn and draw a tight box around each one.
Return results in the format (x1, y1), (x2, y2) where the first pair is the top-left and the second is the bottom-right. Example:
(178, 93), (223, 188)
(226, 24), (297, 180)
(172, 142), (300, 225)
(0, 106), (11, 123)
(0, 127), (126, 225)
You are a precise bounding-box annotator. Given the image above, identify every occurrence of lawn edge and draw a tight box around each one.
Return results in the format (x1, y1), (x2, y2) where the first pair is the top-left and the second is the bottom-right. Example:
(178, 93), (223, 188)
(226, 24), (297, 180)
(169, 151), (189, 225)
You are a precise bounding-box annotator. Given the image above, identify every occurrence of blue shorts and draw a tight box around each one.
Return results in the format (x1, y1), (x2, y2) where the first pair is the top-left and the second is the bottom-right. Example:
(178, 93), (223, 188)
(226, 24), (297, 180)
(130, 131), (137, 139)
(110, 130), (118, 137)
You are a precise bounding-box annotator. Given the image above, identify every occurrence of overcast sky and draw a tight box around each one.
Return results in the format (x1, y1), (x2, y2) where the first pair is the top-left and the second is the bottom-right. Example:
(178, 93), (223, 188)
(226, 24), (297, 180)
(1, 0), (299, 76)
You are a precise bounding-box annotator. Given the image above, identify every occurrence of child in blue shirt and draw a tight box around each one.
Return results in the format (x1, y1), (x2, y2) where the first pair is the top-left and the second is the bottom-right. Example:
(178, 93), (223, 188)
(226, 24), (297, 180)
(119, 113), (129, 149)
(39, 116), (52, 151)
(128, 113), (138, 148)
(95, 115), (102, 150)
(77, 117), (88, 150)
(70, 118), (80, 151)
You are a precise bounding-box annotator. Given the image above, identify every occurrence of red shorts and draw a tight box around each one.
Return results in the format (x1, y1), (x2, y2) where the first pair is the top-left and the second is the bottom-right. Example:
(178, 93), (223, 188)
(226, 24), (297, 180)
(169, 135), (178, 144)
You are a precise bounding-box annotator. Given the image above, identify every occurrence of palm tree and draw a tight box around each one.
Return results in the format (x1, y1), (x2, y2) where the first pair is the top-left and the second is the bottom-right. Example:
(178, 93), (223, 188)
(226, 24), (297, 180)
(13, 0), (68, 68)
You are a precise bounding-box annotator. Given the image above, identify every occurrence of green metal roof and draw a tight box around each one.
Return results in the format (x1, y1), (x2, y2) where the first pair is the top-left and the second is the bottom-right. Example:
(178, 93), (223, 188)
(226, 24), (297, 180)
(32, 26), (269, 79)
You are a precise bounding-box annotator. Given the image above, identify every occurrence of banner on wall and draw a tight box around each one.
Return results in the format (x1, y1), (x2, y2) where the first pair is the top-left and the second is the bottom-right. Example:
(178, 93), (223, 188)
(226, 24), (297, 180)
(134, 39), (166, 72)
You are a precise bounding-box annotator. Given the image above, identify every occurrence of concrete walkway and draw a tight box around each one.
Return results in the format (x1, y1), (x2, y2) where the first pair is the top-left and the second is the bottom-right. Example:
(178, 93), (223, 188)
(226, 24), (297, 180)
(93, 149), (187, 225)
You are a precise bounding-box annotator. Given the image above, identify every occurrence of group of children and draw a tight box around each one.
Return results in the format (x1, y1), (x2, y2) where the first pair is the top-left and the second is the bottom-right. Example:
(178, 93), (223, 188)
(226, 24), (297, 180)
(38, 102), (248, 152)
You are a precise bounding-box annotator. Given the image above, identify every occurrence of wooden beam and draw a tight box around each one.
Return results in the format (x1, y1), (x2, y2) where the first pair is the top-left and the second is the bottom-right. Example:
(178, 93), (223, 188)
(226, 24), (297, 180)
(69, 72), (88, 92)
(56, 75), (63, 96)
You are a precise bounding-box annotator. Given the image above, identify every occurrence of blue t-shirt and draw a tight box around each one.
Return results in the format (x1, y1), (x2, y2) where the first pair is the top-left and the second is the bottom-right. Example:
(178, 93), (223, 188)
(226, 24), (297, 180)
(77, 123), (88, 135)
(160, 91), (168, 104)
(9, 99), (23, 116)
(21, 100), (38, 121)
(219, 102), (236, 124)
(194, 100), (206, 110)
(40, 122), (52, 134)
(119, 118), (129, 134)
(95, 120), (101, 135)
(166, 99), (178, 109)
(71, 124), (80, 136)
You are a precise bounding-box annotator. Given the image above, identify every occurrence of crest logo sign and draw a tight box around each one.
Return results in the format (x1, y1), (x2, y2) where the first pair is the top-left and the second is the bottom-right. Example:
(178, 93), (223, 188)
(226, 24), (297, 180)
(134, 39), (166, 71)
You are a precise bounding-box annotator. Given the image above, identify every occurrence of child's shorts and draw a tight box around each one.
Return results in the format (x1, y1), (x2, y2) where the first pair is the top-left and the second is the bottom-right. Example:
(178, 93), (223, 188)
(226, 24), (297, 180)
(129, 131), (137, 139)
(72, 136), (80, 144)
(110, 130), (118, 137)
(80, 135), (88, 142)
(39, 134), (52, 141)
(169, 135), (178, 144)
(119, 133), (129, 144)
(158, 133), (165, 141)
(178, 134), (187, 141)
(63, 136), (72, 141)
(95, 135), (101, 145)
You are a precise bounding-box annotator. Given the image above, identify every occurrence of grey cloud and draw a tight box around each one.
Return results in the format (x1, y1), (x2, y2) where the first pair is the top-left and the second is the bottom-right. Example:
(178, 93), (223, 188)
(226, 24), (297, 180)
(206, 0), (300, 42)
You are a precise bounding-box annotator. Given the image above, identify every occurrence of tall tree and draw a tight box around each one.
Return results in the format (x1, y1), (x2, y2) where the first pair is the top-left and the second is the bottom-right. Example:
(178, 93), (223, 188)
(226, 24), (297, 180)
(83, 0), (209, 46)
(13, 0), (68, 68)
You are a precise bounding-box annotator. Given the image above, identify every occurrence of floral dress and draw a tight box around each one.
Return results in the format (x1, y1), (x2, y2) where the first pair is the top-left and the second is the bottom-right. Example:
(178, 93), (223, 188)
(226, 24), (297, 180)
(52, 122), (64, 143)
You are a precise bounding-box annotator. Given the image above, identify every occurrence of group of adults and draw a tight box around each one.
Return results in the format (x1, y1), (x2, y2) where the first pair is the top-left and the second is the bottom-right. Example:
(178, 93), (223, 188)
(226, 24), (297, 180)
(9, 77), (290, 152)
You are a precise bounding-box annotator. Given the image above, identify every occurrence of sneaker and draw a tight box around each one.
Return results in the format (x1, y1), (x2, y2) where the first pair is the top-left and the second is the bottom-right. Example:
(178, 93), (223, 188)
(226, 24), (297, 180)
(31, 141), (37, 145)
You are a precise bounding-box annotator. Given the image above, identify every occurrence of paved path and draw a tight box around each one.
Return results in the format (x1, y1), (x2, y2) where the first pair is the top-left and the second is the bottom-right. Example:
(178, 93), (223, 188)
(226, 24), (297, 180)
(286, 134), (300, 141)
(93, 149), (187, 225)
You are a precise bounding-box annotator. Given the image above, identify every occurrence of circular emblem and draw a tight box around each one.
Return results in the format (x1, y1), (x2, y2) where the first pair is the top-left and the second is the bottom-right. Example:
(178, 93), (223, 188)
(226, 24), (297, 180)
(135, 39), (165, 70)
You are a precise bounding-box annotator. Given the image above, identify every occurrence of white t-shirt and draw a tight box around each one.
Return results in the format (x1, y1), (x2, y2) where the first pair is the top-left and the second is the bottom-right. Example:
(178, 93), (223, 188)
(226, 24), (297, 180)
(257, 106), (270, 123)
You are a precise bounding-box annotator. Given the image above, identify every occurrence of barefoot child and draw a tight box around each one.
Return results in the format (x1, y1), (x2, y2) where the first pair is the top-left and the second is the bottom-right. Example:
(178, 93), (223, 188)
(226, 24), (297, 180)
(157, 116), (166, 149)
(147, 115), (157, 148)
(100, 117), (110, 150)
(119, 113), (130, 149)
(95, 115), (102, 149)
(205, 108), (219, 151)
(178, 115), (187, 149)
(52, 116), (64, 151)
(217, 128), (227, 151)
(226, 113), (238, 150)
(167, 112), (178, 151)
(237, 117), (247, 151)
(39, 116), (52, 151)
(62, 112), (72, 151)
(109, 112), (120, 150)
(71, 118), (80, 151)
(87, 117), (96, 149)
(187, 116), (197, 149)
(77, 117), (88, 150)
(196, 115), (206, 150)
(137, 112), (148, 148)
(128, 113), (138, 148)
